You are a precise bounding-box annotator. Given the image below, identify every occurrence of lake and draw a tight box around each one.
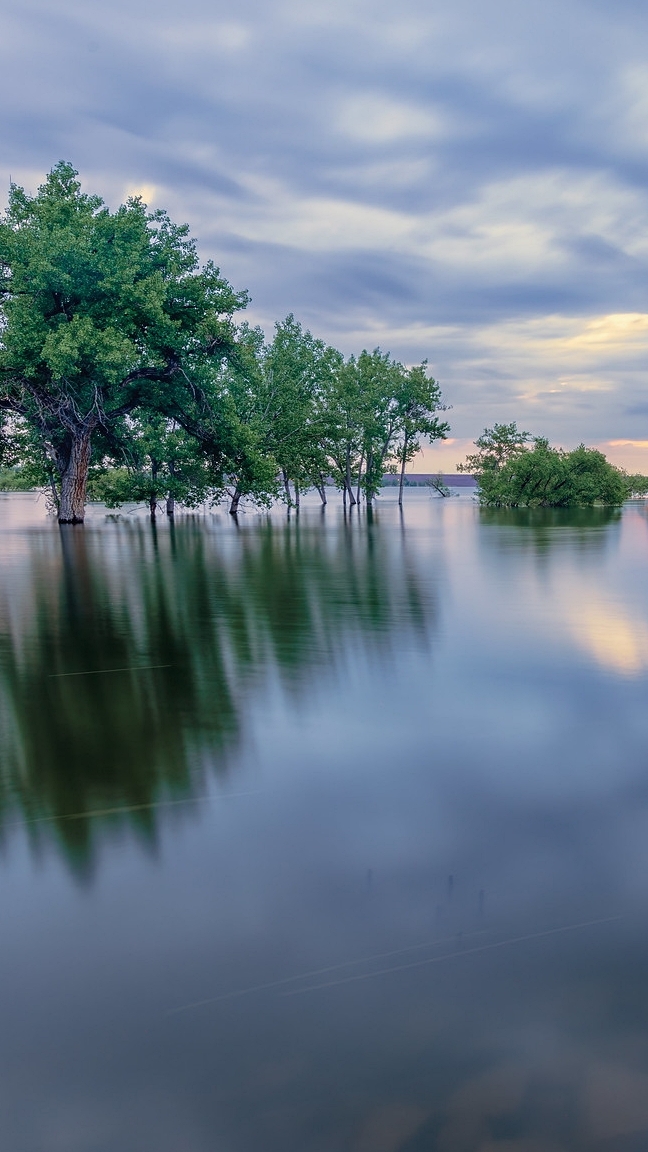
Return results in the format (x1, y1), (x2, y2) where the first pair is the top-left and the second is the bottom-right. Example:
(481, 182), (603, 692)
(1, 490), (647, 1151)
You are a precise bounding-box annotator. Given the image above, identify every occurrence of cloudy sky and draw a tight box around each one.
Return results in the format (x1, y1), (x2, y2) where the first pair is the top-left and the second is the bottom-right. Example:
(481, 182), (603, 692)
(3, 0), (648, 468)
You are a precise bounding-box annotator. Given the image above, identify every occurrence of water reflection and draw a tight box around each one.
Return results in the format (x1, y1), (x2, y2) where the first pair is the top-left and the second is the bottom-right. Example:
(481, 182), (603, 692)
(478, 505), (622, 557)
(476, 505), (648, 677)
(0, 511), (437, 872)
(2, 496), (648, 1151)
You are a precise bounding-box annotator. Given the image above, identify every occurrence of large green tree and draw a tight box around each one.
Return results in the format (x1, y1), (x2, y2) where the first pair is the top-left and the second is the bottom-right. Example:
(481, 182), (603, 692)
(262, 315), (341, 509)
(0, 163), (246, 522)
(323, 349), (406, 507)
(189, 322), (280, 516)
(322, 350), (448, 507)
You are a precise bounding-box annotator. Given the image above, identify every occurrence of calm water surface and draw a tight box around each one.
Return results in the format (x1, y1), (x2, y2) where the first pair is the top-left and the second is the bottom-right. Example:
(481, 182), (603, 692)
(1, 491), (648, 1151)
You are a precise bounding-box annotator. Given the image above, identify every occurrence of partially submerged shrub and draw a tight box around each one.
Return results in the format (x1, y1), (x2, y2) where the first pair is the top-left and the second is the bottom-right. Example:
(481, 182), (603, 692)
(465, 425), (630, 507)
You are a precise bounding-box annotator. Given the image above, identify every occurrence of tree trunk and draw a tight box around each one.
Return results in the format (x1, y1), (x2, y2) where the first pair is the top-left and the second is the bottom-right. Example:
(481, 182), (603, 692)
(356, 451), (364, 506)
(282, 469), (293, 507)
(149, 459), (160, 519)
(398, 435), (409, 507)
(294, 480), (300, 511)
(314, 474), (327, 505)
(167, 459), (176, 515)
(229, 486), (241, 515)
(58, 428), (92, 524)
(365, 450), (374, 506)
(345, 446), (357, 507)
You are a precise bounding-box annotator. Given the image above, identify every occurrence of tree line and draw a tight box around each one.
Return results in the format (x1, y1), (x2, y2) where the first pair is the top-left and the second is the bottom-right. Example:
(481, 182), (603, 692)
(0, 163), (449, 523)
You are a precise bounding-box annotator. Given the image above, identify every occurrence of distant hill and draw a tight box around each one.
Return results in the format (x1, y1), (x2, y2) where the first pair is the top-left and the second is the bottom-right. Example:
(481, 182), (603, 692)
(381, 474), (477, 487)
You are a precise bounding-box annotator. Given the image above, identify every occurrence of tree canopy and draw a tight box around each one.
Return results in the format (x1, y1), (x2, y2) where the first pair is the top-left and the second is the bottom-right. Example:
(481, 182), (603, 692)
(0, 164), (450, 521)
(465, 424), (632, 507)
(0, 162), (246, 521)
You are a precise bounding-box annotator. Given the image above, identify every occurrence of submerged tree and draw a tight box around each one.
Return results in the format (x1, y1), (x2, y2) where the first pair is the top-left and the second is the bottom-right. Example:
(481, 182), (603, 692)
(323, 350), (409, 506)
(261, 315), (341, 509)
(93, 412), (222, 517)
(193, 323), (280, 516)
(321, 354), (364, 508)
(458, 422), (531, 480)
(353, 349), (403, 504)
(394, 362), (449, 506)
(0, 163), (247, 522)
(465, 427), (629, 507)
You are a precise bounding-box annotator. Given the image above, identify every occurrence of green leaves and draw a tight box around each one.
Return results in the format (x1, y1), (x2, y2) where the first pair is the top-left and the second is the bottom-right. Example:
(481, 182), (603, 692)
(472, 429), (629, 507)
(41, 315), (136, 384)
(0, 162), (246, 409)
(459, 423), (531, 477)
(0, 163), (452, 518)
(0, 162), (248, 519)
(322, 350), (448, 503)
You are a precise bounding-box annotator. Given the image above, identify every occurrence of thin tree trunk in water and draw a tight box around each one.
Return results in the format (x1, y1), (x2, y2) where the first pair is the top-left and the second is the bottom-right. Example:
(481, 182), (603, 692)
(365, 450), (374, 506)
(229, 486), (241, 515)
(398, 435), (409, 507)
(58, 429), (92, 524)
(281, 469), (292, 507)
(149, 460), (160, 519)
(315, 474), (327, 505)
(356, 451), (364, 506)
(294, 480), (300, 511)
(345, 446), (357, 507)
(167, 460), (176, 515)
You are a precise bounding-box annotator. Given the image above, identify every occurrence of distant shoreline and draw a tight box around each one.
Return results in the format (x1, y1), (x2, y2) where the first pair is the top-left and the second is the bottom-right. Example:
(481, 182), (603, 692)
(382, 474), (476, 487)
(0, 473), (479, 497)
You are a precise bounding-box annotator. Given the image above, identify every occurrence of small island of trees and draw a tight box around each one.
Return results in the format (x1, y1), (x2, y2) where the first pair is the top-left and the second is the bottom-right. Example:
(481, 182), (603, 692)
(460, 423), (648, 507)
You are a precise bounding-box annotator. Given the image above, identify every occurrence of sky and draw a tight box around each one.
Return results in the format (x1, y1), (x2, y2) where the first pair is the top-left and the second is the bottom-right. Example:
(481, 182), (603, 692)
(3, 0), (648, 469)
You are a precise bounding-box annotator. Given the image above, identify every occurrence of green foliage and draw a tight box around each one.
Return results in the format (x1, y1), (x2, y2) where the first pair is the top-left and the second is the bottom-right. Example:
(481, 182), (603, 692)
(199, 323), (281, 513)
(0, 467), (34, 490)
(321, 349), (447, 505)
(320, 349), (389, 503)
(0, 412), (60, 499)
(96, 413), (222, 512)
(394, 363), (449, 502)
(625, 473), (648, 498)
(261, 315), (341, 506)
(0, 162), (246, 519)
(0, 165), (453, 517)
(458, 422), (531, 477)
(473, 431), (629, 507)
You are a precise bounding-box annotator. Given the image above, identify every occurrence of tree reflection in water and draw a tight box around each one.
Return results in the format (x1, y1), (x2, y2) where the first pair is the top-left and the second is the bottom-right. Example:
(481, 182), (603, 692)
(478, 505), (622, 558)
(0, 511), (437, 873)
